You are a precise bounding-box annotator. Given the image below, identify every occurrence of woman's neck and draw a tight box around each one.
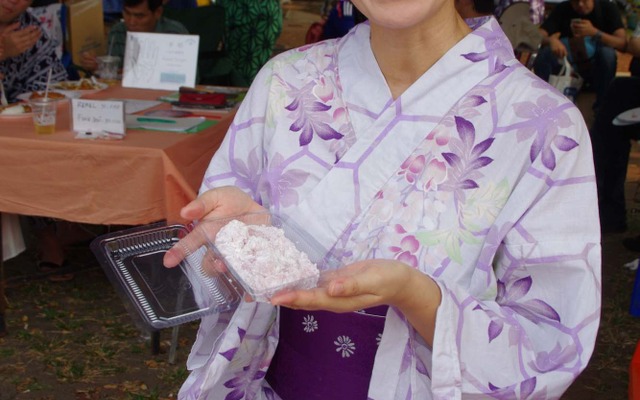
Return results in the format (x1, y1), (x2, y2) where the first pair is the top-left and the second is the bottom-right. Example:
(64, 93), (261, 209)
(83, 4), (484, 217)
(369, 9), (471, 99)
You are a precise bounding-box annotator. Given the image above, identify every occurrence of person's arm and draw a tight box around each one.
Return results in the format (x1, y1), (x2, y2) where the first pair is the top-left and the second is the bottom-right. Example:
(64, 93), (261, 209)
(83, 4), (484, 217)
(539, 28), (568, 58)
(627, 25), (640, 56)
(596, 27), (627, 51)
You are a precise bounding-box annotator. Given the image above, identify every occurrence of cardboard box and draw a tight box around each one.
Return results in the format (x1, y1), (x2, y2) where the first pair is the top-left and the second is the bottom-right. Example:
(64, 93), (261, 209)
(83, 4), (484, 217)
(65, 0), (106, 65)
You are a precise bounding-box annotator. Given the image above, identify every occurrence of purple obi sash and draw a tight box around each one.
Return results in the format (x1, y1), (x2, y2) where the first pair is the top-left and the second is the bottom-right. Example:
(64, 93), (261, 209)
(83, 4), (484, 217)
(265, 305), (388, 400)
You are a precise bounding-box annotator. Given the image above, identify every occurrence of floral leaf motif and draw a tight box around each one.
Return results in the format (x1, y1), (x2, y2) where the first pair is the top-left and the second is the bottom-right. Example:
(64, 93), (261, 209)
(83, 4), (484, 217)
(487, 382), (517, 399)
(459, 179), (479, 189)
(400, 339), (412, 373)
(278, 169), (310, 207)
(442, 152), (461, 167)
(220, 347), (238, 361)
(529, 342), (577, 373)
(223, 365), (268, 400)
(553, 135), (578, 151)
(541, 147), (556, 170)
(468, 94), (487, 107)
(463, 52), (490, 62)
(511, 94), (577, 171)
(286, 82), (344, 146)
(505, 276), (532, 302)
(472, 138), (494, 157)
(488, 319), (504, 342)
(497, 277), (561, 324)
(263, 387), (278, 400)
(455, 116), (475, 146)
(443, 232), (463, 263)
(263, 152), (311, 208)
(469, 156), (493, 169)
(520, 377), (537, 399)
(519, 299), (561, 322)
(233, 148), (261, 193)
(438, 116), (492, 193)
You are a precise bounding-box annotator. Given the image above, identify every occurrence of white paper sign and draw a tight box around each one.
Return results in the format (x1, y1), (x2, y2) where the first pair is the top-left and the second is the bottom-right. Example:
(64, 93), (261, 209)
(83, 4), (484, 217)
(71, 99), (126, 137)
(122, 32), (199, 91)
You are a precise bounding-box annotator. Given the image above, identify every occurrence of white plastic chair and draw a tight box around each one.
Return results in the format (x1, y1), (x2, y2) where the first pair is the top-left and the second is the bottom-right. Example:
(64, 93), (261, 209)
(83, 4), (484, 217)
(498, 2), (543, 69)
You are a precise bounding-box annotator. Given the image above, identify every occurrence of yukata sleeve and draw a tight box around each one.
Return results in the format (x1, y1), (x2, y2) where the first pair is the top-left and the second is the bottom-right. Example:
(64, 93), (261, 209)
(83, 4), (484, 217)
(430, 106), (601, 399)
(198, 60), (275, 201)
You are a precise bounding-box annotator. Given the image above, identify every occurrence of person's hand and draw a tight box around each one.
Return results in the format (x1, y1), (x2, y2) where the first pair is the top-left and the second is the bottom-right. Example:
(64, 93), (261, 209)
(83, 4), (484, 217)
(549, 36), (568, 58)
(1, 23), (41, 59)
(79, 50), (98, 72)
(163, 186), (266, 268)
(271, 259), (442, 344)
(571, 19), (597, 38)
(270, 259), (432, 312)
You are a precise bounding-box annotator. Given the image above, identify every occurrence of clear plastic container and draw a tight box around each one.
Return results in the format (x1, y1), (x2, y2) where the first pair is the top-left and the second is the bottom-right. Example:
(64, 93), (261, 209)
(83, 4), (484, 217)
(198, 213), (339, 302)
(91, 223), (241, 330)
(91, 214), (340, 328)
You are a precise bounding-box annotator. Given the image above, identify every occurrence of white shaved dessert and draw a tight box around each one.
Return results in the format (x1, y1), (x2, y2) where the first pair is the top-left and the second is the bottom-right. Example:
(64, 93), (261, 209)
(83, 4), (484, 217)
(0, 104), (29, 115)
(215, 219), (319, 301)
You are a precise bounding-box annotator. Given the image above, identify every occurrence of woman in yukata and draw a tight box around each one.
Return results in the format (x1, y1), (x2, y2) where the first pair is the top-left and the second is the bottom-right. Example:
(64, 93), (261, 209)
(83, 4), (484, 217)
(163, 0), (601, 398)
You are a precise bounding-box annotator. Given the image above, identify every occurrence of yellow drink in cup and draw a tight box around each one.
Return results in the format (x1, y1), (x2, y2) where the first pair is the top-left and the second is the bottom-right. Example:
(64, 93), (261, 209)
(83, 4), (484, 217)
(29, 97), (57, 135)
(34, 121), (55, 134)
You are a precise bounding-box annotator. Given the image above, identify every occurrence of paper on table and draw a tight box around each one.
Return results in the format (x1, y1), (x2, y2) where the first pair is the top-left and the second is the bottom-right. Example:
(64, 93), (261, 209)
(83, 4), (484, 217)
(613, 107), (640, 126)
(122, 32), (199, 91)
(108, 98), (162, 114)
(125, 115), (205, 132)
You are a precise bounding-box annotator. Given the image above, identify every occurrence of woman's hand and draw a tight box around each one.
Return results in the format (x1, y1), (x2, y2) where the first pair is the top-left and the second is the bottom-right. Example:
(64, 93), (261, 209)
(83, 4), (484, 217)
(271, 259), (442, 345)
(163, 186), (266, 268)
(1, 23), (41, 60)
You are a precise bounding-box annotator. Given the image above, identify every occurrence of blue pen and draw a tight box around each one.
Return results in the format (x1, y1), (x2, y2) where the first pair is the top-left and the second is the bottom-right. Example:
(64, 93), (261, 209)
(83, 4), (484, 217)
(137, 117), (177, 124)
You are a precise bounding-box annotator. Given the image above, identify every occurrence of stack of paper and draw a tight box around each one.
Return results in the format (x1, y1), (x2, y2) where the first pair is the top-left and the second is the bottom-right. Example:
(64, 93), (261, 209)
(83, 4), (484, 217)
(125, 115), (206, 132)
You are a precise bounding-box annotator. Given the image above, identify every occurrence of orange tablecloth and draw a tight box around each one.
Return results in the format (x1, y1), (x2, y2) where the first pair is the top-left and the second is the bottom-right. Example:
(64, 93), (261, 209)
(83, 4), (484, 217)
(0, 85), (232, 225)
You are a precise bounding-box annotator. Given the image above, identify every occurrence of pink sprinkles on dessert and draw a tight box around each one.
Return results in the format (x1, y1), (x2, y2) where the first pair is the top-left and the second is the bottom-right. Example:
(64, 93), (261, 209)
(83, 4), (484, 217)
(215, 219), (319, 299)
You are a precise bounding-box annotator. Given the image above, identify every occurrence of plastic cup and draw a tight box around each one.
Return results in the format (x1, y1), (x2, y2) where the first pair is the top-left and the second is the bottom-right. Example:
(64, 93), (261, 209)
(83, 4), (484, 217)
(29, 97), (57, 134)
(96, 55), (120, 80)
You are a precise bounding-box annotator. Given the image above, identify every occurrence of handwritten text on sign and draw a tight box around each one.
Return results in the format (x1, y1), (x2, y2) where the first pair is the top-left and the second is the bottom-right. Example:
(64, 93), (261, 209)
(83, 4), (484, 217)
(71, 99), (126, 135)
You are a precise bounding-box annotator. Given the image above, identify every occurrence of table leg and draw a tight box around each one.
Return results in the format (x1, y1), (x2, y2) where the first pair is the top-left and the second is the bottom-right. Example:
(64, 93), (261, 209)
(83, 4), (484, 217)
(0, 213), (7, 337)
(151, 330), (160, 354)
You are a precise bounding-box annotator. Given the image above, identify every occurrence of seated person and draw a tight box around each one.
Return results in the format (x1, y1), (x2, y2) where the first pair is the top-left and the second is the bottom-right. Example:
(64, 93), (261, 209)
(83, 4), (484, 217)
(79, 0), (188, 72)
(0, 0), (67, 102)
(455, 0), (495, 28)
(592, 29), (640, 238)
(533, 0), (626, 108)
(219, 0), (282, 87)
(321, 1), (356, 40)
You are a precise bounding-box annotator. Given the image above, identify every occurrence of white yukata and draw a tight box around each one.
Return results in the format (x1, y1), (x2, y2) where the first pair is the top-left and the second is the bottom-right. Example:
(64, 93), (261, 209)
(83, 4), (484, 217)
(179, 17), (601, 400)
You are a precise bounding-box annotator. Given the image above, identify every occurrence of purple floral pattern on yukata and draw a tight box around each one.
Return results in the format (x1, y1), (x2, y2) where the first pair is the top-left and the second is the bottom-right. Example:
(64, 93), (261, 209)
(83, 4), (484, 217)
(511, 94), (578, 170)
(286, 82), (344, 146)
(184, 17), (600, 400)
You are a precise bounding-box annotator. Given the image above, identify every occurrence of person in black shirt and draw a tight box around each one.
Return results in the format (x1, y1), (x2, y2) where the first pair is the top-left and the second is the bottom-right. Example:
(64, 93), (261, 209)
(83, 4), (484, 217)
(591, 31), (640, 236)
(533, 0), (626, 108)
